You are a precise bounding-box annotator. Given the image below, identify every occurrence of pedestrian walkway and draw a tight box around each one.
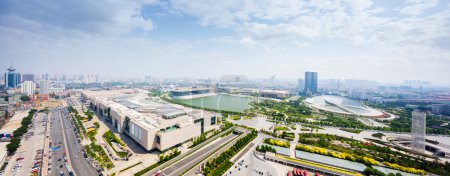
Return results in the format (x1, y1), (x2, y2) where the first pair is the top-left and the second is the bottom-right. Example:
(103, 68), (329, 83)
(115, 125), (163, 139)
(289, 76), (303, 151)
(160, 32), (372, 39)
(289, 125), (299, 158)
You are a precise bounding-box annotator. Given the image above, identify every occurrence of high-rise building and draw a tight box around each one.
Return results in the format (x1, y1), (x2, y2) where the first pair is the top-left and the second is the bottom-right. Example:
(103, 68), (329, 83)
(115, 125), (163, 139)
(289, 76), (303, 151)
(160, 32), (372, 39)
(431, 104), (450, 115)
(21, 81), (36, 96)
(297, 78), (304, 93)
(411, 111), (426, 152)
(82, 74), (98, 84)
(62, 74), (68, 82)
(4, 65), (21, 88)
(39, 80), (49, 95)
(304, 71), (318, 94)
(22, 74), (35, 81)
(42, 73), (49, 80)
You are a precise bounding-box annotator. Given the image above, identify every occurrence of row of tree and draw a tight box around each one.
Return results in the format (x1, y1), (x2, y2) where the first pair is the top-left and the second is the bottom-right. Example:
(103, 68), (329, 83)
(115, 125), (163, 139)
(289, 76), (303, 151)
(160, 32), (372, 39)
(203, 131), (257, 175)
(363, 166), (403, 176)
(256, 145), (276, 153)
(7, 109), (37, 154)
(158, 149), (181, 163)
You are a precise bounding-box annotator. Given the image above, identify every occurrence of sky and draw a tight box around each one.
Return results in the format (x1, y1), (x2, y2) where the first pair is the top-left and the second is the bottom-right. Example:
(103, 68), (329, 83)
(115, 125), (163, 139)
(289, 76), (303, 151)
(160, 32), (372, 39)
(0, 0), (450, 84)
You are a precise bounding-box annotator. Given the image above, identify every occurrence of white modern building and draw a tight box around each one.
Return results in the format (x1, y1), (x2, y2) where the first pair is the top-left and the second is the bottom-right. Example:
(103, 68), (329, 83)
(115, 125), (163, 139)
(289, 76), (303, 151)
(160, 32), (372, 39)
(81, 89), (220, 151)
(39, 80), (49, 94)
(169, 87), (215, 99)
(21, 81), (36, 96)
(305, 95), (386, 118)
(411, 111), (426, 152)
(259, 90), (290, 99)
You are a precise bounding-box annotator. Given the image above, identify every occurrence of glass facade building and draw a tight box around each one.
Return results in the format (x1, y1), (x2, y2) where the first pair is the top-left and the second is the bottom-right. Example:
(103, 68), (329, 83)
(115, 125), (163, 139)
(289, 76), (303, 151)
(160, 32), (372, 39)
(4, 66), (21, 88)
(304, 71), (318, 94)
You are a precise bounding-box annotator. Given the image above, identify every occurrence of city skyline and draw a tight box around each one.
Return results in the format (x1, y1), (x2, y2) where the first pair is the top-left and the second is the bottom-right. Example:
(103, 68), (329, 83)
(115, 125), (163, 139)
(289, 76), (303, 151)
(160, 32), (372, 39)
(0, 67), (443, 86)
(1, 0), (450, 84)
(1, 1), (449, 176)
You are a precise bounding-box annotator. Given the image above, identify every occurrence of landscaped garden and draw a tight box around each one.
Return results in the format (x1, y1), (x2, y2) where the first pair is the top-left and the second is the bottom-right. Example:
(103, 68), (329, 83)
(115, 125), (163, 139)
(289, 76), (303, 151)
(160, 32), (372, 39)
(256, 145), (277, 153)
(273, 125), (289, 132)
(250, 99), (313, 120)
(295, 133), (449, 175)
(103, 130), (128, 158)
(264, 138), (290, 148)
(85, 142), (115, 169)
(340, 128), (363, 134)
(251, 99), (450, 136)
(280, 131), (295, 141)
(69, 106), (115, 170)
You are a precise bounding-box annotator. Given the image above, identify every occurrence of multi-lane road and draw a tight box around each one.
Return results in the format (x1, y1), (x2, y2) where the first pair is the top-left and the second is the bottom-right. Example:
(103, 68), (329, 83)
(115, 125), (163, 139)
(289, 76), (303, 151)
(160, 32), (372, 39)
(48, 109), (70, 176)
(49, 107), (98, 176)
(160, 133), (239, 176)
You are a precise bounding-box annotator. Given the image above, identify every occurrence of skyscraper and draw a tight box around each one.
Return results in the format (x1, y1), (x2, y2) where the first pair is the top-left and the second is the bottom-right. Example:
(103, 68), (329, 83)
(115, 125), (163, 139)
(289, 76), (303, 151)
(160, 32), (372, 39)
(39, 80), (49, 95)
(4, 65), (21, 88)
(304, 71), (318, 94)
(411, 111), (426, 152)
(21, 81), (36, 95)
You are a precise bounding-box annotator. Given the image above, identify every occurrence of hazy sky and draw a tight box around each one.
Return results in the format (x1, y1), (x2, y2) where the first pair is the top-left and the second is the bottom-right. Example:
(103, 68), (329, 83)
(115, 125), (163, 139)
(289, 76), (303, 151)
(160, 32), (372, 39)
(1, 0), (449, 84)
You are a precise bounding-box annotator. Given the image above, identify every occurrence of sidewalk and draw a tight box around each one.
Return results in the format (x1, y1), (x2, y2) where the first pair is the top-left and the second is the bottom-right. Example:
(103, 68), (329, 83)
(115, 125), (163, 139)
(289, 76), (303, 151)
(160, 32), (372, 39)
(289, 125), (299, 158)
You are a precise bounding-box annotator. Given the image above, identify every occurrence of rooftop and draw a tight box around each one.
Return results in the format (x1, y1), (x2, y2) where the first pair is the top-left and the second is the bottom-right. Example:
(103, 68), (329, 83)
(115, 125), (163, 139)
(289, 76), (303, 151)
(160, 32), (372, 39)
(83, 89), (216, 130)
(305, 95), (384, 117)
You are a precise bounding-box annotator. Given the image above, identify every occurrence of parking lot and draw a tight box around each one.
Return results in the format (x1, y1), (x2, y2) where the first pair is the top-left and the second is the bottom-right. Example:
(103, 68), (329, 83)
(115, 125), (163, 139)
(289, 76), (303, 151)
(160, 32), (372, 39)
(3, 112), (47, 176)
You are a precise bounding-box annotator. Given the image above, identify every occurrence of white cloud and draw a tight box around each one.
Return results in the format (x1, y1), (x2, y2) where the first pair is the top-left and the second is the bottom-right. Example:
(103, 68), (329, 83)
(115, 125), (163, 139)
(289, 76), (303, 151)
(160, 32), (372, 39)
(0, 0), (157, 36)
(400, 0), (439, 16)
(1, 0), (450, 83)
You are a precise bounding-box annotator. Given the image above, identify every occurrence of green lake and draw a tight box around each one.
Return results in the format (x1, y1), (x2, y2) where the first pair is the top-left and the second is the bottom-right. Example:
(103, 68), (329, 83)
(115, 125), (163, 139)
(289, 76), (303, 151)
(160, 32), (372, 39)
(174, 94), (255, 112)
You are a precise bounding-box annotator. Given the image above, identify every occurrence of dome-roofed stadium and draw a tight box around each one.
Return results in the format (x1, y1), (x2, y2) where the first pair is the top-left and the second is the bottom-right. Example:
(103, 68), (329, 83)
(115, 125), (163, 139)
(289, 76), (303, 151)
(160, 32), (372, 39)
(305, 95), (385, 117)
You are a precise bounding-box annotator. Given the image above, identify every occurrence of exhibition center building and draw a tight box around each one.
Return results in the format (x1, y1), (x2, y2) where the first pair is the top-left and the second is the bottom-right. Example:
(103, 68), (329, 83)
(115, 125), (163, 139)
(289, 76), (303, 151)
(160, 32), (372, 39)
(81, 89), (219, 151)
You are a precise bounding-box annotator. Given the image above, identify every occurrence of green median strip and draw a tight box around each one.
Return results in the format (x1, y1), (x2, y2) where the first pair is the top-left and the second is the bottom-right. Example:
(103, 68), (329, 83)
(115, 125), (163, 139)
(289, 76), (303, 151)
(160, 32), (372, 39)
(180, 132), (242, 176)
(119, 162), (142, 173)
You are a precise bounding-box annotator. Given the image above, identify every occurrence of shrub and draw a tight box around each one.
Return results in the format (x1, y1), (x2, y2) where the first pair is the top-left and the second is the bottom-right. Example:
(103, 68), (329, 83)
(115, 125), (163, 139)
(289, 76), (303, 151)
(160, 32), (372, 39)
(94, 122), (100, 129)
(256, 145), (277, 153)
(340, 128), (363, 134)
(264, 138), (289, 148)
(371, 133), (385, 139)
(383, 162), (426, 175)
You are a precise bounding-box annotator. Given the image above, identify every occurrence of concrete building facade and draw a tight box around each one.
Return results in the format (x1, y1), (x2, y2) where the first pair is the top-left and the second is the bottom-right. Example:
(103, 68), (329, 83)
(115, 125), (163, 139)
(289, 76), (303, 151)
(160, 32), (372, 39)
(21, 81), (36, 96)
(82, 89), (219, 151)
(39, 80), (49, 95)
(411, 111), (426, 152)
(431, 104), (450, 115)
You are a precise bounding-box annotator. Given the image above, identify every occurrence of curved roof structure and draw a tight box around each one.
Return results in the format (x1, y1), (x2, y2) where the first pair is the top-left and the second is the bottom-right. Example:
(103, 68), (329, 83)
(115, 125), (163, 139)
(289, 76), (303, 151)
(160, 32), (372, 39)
(305, 95), (384, 117)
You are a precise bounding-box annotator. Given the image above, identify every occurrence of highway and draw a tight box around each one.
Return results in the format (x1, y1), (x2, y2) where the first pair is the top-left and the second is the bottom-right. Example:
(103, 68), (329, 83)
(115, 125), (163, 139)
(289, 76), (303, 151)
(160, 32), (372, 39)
(160, 133), (239, 176)
(50, 107), (98, 176)
(61, 107), (99, 176)
(48, 109), (69, 176)
(183, 130), (257, 176)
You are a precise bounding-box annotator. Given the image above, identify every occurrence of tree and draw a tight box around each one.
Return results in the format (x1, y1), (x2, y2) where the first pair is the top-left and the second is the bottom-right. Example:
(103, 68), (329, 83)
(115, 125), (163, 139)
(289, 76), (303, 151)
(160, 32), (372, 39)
(20, 95), (29, 102)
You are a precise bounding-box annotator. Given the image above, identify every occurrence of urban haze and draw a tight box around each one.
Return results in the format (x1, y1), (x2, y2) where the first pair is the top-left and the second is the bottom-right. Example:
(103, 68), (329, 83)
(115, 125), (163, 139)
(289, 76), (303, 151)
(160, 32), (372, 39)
(0, 1), (449, 176)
